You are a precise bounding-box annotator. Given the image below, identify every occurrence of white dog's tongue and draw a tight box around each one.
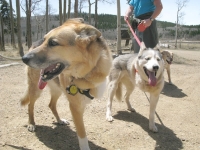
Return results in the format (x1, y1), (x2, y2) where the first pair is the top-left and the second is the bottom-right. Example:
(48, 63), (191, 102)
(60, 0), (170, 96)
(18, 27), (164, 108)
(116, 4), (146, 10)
(38, 70), (47, 90)
(147, 71), (157, 86)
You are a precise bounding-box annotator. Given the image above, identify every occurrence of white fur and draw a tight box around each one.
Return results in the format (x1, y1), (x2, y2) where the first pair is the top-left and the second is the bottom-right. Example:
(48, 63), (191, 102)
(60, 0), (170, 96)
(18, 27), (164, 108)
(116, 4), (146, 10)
(96, 79), (107, 99)
(78, 136), (90, 150)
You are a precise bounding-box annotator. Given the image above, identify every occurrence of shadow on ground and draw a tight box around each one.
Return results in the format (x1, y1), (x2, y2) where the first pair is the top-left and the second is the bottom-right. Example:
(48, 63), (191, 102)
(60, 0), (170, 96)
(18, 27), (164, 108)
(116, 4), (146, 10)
(161, 82), (187, 98)
(32, 124), (106, 150)
(113, 111), (183, 150)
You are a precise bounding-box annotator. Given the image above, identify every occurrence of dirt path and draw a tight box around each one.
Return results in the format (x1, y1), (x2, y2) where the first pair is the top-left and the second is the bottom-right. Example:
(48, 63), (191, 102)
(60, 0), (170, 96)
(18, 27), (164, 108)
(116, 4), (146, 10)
(0, 49), (200, 150)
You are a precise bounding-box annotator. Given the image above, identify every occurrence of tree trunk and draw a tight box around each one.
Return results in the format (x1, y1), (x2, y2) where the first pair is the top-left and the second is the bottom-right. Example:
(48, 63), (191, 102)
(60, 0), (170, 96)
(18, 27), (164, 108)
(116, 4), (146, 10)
(46, 0), (49, 33)
(26, 0), (32, 49)
(94, 0), (98, 27)
(16, 0), (24, 56)
(59, 0), (62, 25)
(37, 23), (39, 40)
(67, 0), (71, 19)
(9, 0), (16, 49)
(88, 0), (91, 24)
(40, 24), (43, 38)
(74, 0), (78, 18)
(0, 12), (5, 51)
(175, 11), (178, 49)
(63, 0), (67, 22)
(117, 0), (121, 54)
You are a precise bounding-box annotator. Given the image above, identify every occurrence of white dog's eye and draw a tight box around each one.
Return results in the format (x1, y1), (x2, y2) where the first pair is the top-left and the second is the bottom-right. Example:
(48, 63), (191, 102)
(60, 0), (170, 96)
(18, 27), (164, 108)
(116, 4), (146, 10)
(145, 57), (150, 61)
(157, 58), (160, 61)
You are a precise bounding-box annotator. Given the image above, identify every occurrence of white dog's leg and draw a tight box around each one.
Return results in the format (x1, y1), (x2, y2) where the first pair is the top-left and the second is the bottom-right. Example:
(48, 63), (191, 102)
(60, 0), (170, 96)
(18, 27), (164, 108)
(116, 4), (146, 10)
(106, 82), (116, 122)
(125, 92), (135, 112)
(149, 94), (159, 132)
(78, 136), (90, 150)
(124, 82), (135, 112)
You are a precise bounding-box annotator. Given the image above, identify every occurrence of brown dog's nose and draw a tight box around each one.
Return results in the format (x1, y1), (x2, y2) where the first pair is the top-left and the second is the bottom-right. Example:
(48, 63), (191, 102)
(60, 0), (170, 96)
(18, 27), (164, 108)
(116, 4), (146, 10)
(22, 53), (34, 64)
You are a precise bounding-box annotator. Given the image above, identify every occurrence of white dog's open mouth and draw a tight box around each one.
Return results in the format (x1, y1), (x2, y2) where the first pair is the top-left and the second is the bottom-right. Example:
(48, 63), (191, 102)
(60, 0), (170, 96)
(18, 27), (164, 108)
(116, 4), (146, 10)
(143, 67), (157, 86)
(38, 63), (65, 89)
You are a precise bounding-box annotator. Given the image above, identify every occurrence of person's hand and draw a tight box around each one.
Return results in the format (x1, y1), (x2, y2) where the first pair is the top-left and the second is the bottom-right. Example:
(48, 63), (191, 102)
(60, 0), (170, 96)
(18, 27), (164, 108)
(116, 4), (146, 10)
(142, 19), (152, 27)
(124, 15), (129, 21)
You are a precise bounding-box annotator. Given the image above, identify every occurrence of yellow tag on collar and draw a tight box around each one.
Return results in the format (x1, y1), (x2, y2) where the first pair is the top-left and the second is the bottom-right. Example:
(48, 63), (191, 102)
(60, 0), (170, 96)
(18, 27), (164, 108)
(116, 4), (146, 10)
(68, 85), (78, 95)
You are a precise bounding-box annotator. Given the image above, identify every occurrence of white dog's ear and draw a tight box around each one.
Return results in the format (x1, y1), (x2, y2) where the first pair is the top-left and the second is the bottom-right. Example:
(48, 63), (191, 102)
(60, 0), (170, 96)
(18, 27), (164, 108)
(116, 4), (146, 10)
(153, 44), (160, 52)
(140, 42), (146, 49)
(138, 42), (146, 57)
(75, 25), (101, 48)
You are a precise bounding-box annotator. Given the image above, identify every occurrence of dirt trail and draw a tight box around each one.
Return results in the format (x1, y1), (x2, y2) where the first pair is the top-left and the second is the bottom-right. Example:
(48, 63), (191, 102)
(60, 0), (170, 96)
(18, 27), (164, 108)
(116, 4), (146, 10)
(0, 49), (200, 150)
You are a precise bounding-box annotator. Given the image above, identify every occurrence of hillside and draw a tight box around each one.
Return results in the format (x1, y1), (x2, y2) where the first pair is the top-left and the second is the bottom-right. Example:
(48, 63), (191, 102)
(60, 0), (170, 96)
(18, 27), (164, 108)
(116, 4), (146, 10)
(13, 13), (200, 42)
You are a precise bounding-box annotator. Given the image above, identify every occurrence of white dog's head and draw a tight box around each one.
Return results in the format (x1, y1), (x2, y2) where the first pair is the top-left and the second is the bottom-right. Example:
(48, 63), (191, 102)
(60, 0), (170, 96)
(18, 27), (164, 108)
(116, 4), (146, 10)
(136, 42), (164, 86)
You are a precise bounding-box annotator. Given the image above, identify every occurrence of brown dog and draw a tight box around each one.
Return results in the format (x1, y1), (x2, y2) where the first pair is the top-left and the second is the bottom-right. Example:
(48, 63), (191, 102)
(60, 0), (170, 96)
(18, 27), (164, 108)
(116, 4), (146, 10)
(21, 18), (112, 149)
(161, 50), (173, 84)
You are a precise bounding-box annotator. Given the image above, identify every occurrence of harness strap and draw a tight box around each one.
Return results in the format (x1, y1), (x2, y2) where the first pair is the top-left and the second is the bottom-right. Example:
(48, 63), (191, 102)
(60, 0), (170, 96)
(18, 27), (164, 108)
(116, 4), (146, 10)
(79, 89), (94, 100)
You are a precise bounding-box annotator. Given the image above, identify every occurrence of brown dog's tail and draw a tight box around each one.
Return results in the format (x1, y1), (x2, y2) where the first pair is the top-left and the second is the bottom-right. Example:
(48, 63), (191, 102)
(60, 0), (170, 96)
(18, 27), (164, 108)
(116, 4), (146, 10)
(115, 82), (123, 101)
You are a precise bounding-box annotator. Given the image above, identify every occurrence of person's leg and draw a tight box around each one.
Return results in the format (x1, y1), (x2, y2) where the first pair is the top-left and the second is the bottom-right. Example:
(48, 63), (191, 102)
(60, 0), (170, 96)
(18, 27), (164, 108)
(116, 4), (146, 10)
(143, 20), (158, 48)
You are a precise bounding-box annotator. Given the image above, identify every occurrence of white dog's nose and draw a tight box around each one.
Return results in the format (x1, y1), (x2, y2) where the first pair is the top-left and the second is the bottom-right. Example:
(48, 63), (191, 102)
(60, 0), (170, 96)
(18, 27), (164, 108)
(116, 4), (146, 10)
(153, 65), (159, 71)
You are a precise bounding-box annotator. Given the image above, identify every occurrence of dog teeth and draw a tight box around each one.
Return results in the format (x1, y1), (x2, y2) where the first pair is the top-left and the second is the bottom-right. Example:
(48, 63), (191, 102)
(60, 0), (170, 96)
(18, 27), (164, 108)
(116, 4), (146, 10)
(43, 75), (47, 79)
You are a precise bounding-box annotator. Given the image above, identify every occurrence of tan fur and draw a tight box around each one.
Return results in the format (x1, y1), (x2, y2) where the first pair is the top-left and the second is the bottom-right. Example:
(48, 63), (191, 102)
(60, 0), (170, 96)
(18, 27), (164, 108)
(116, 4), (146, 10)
(21, 18), (112, 149)
(161, 50), (173, 84)
(106, 43), (164, 132)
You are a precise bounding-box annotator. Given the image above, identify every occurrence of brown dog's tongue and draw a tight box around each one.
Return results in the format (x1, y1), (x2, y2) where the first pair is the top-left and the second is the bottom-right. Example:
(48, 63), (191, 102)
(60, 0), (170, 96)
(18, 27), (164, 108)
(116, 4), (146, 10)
(147, 71), (157, 86)
(38, 70), (47, 90)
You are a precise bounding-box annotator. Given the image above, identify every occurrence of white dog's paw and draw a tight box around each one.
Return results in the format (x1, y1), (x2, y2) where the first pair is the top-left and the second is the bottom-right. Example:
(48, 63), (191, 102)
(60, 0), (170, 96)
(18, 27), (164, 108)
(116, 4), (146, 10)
(127, 107), (136, 112)
(149, 124), (158, 133)
(27, 124), (36, 132)
(106, 115), (113, 122)
(58, 119), (70, 125)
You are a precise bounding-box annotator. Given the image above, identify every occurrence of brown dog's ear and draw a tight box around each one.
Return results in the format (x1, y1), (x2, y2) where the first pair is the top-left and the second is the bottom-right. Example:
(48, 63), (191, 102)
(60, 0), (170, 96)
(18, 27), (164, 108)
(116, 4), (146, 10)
(75, 25), (101, 48)
(67, 18), (84, 23)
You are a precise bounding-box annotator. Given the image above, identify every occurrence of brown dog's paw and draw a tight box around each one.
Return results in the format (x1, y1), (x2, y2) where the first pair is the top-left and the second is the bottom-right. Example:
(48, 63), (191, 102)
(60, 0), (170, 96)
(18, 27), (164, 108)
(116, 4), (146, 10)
(27, 124), (36, 132)
(58, 119), (70, 125)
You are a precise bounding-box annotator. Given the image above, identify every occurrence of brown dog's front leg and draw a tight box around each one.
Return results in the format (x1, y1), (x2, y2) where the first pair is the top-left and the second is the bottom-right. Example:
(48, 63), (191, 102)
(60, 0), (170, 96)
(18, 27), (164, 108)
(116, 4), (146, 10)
(69, 102), (90, 150)
(167, 66), (172, 84)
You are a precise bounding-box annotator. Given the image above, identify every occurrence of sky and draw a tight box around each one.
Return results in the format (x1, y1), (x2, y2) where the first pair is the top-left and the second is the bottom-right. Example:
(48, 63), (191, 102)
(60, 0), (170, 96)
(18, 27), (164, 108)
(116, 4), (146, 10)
(12, 0), (200, 26)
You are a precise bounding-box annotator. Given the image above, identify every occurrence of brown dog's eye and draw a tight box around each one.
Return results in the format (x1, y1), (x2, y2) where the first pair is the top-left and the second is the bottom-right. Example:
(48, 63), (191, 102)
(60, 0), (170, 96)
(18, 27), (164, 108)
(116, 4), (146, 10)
(48, 39), (59, 47)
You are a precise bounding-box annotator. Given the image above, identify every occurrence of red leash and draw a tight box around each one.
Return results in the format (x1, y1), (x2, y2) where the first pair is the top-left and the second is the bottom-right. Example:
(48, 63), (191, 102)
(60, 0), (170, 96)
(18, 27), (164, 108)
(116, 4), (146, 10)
(125, 19), (141, 46)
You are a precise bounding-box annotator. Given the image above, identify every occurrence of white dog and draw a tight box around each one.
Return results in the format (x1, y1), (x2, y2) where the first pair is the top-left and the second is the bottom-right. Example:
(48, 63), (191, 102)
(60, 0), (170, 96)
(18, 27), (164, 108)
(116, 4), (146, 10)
(106, 42), (164, 132)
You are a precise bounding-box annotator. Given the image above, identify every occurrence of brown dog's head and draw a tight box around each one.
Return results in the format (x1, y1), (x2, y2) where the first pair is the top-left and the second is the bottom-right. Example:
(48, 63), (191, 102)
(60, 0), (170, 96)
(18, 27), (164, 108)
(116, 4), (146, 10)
(22, 18), (104, 83)
(161, 50), (173, 65)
